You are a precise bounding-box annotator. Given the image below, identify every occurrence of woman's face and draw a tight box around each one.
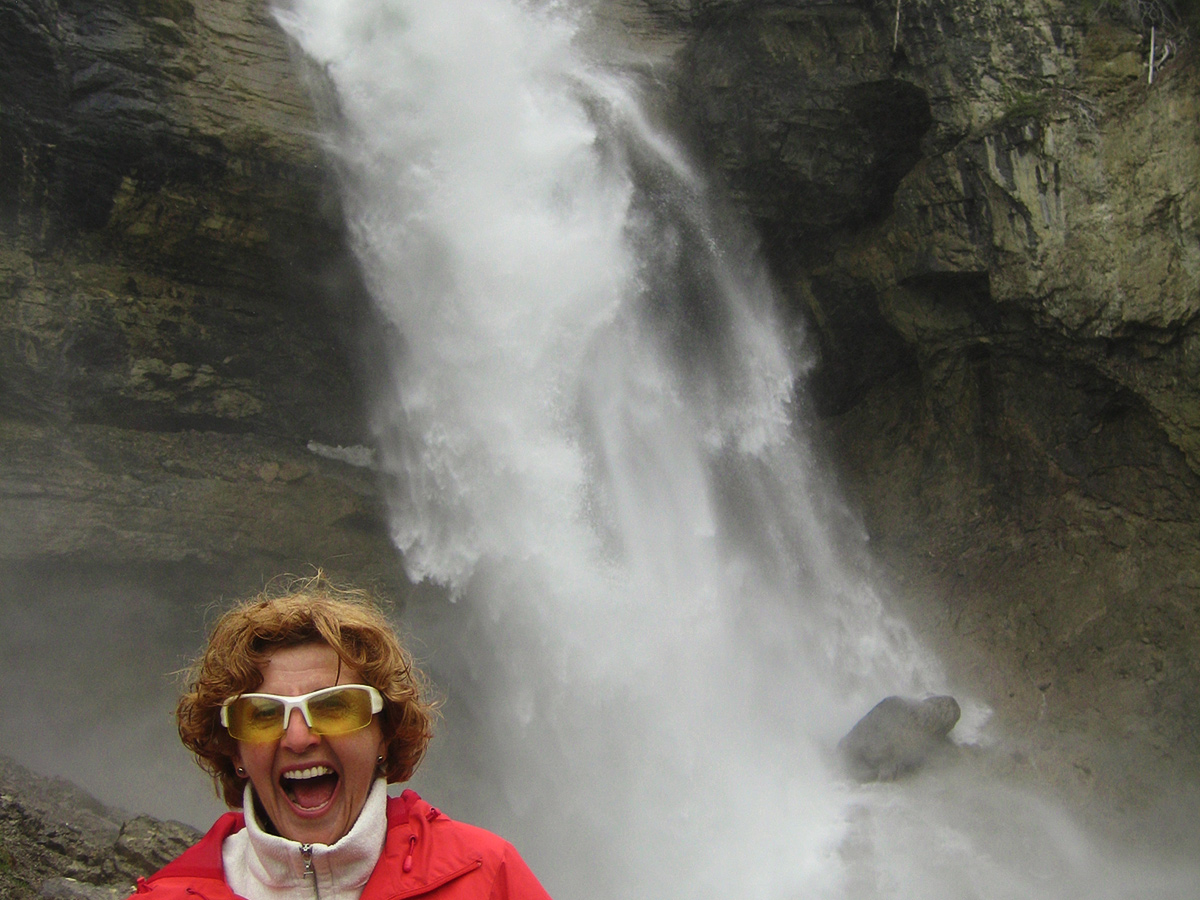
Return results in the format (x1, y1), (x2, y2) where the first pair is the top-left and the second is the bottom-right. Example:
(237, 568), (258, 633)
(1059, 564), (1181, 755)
(230, 642), (385, 845)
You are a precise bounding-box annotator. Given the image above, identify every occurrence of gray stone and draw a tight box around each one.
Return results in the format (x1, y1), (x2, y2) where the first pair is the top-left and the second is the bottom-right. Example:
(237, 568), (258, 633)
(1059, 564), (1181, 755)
(39, 878), (125, 900)
(112, 817), (202, 883)
(0, 755), (200, 900)
(838, 695), (962, 782)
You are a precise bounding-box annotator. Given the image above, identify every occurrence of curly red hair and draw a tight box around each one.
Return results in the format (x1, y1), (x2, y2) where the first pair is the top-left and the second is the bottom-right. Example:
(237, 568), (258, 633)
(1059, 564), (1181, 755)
(177, 574), (439, 807)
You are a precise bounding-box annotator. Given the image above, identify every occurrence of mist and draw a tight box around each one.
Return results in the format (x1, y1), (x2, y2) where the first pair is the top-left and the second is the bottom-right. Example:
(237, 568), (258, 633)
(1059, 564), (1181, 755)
(0, 564), (226, 827)
(2, 1), (1198, 898)
(269, 0), (1200, 898)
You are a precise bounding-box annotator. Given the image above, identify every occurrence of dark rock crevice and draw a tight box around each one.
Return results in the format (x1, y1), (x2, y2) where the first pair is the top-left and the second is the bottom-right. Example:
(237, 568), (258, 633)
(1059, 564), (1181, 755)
(681, 4), (933, 247)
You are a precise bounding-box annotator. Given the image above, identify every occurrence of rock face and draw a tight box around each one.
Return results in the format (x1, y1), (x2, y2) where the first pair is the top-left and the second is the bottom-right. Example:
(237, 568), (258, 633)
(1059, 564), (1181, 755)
(682, 4), (932, 250)
(615, 0), (1200, 812)
(0, 0), (404, 592)
(0, 754), (200, 900)
(839, 695), (962, 782)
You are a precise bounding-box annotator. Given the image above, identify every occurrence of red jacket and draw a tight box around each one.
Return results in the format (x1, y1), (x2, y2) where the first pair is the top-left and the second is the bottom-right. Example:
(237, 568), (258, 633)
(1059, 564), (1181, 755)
(130, 790), (552, 900)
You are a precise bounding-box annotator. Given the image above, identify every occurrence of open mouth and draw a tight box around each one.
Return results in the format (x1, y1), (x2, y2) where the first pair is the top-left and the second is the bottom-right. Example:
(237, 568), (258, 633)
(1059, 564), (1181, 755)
(281, 765), (340, 811)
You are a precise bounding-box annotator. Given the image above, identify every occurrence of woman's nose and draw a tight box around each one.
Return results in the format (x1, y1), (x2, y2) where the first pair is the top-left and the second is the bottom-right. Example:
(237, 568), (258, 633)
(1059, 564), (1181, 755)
(279, 708), (320, 751)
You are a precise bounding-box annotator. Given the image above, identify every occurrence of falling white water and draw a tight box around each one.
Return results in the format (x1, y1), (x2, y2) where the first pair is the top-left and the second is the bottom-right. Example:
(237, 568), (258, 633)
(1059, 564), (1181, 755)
(277, 2), (1196, 898)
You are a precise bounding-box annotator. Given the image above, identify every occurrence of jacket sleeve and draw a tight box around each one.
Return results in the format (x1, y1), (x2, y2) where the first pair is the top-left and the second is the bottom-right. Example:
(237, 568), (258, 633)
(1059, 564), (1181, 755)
(487, 844), (553, 900)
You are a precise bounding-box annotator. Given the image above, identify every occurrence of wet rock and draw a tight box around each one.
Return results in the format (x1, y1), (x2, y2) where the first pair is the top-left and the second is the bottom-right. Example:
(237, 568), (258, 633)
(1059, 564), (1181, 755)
(39, 878), (124, 900)
(681, 4), (931, 248)
(0, 755), (200, 900)
(838, 695), (961, 782)
(0, 0), (405, 586)
(112, 817), (203, 883)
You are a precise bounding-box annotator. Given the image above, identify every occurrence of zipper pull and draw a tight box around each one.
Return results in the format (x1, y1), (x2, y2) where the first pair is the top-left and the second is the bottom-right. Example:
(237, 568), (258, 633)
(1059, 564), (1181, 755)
(403, 834), (417, 873)
(300, 844), (320, 900)
(300, 843), (315, 877)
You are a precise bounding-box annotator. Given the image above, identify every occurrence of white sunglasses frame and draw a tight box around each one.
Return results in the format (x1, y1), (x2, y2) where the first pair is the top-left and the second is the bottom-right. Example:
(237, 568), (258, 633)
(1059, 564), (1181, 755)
(220, 684), (384, 739)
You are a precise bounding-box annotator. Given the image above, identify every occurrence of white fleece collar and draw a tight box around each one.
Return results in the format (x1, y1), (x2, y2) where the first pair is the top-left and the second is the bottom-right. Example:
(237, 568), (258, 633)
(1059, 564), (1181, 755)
(222, 777), (388, 900)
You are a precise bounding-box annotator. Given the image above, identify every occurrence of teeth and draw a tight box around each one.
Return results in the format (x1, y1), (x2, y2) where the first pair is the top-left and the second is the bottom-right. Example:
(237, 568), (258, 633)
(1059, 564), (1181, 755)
(282, 766), (333, 780)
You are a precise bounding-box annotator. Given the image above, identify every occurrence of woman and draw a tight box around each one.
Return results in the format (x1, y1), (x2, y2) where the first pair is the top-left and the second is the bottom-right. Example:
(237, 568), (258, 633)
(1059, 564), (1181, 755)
(129, 575), (553, 900)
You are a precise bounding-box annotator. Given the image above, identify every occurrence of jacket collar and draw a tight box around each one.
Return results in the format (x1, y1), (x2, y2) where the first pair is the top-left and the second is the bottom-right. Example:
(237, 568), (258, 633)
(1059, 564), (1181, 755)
(224, 778), (388, 895)
(140, 790), (483, 900)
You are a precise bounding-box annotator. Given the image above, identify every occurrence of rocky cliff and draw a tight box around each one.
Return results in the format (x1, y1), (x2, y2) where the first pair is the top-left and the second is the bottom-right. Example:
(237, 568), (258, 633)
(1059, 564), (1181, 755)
(0, 754), (199, 900)
(625, 0), (1200, 818)
(0, 0), (403, 593)
(1, 0), (1198, 883)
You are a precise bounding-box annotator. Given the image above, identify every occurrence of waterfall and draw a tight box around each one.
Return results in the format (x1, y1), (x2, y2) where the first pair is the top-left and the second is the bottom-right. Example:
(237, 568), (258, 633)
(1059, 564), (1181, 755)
(276, 2), (1196, 898)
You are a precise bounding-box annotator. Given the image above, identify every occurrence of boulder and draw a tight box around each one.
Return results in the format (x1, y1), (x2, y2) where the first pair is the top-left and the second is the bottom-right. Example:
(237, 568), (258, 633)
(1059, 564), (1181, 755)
(838, 695), (962, 782)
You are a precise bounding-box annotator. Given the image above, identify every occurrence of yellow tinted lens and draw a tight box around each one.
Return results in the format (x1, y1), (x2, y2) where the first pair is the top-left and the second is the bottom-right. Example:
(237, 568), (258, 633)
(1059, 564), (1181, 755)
(308, 687), (374, 735)
(227, 696), (286, 741)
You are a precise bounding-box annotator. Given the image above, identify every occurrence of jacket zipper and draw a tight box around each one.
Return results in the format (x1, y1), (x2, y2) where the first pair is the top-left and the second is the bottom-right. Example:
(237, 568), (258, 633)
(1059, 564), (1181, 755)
(300, 843), (320, 900)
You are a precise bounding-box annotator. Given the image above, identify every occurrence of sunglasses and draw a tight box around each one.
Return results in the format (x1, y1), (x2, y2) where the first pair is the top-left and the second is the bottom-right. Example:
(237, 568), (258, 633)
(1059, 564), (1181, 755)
(220, 684), (384, 743)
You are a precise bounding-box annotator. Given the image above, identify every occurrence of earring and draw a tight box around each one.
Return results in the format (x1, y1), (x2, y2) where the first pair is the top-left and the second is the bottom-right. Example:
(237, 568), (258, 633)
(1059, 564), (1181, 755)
(236, 766), (246, 776)
(376, 756), (384, 764)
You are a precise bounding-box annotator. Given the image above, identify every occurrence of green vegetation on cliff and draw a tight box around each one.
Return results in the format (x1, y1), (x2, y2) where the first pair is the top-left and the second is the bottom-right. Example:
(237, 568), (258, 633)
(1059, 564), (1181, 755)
(1082, 0), (1200, 37)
